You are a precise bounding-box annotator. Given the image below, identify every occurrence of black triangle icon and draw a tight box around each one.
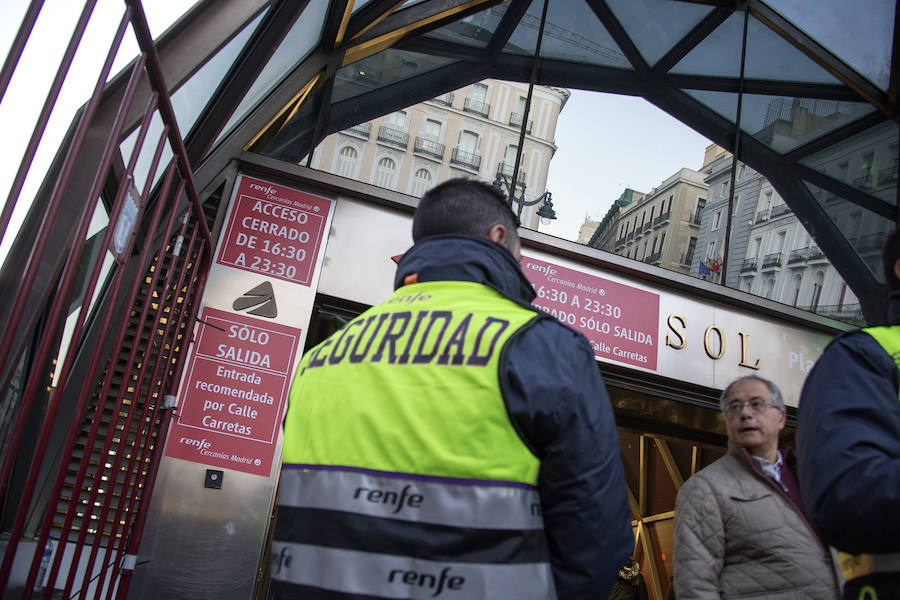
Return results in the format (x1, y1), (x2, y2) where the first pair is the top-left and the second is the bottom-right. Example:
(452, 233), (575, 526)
(233, 281), (277, 318)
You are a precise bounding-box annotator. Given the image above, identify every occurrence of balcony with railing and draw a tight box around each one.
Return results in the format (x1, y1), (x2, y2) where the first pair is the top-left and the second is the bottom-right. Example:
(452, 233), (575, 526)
(433, 92), (454, 107)
(626, 231), (635, 242)
(857, 231), (887, 253)
(345, 121), (371, 138)
(788, 247), (809, 265)
(853, 174), (873, 191)
(615, 235), (627, 248)
(647, 250), (662, 264)
(797, 303), (865, 325)
(463, 97), (490, 118)
(770, 203), (791, 218)
(741, 258), (758, 273)
(496, 161), (526, 183)
(878, 162), (898, 186)
(414, 136), (444, 160)
(652, 209), (671, 227)
(377, 125), (408, 149)
(755, 208), (769, 224)
(450, 147), (481, 171)
(508, 112), (532, 134)
(761, 252), (783, 270)
(808, 245), (826, 262)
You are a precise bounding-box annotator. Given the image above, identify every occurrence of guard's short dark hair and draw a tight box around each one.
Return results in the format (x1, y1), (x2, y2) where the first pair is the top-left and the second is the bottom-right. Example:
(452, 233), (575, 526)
(882, 228), (900, 292)
(413, 178), (520, 248)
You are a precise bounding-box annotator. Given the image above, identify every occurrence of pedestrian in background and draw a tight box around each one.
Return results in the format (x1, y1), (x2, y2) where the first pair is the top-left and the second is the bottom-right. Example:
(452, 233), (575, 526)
(673, 375), (839, 599)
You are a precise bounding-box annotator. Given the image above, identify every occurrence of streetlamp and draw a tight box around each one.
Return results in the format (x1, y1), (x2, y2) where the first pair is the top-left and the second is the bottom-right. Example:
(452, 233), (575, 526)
(492, 173), (557, 226)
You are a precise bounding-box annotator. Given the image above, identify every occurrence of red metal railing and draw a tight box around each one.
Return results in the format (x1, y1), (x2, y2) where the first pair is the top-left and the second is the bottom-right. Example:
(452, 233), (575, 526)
(0, 1), (213, 597)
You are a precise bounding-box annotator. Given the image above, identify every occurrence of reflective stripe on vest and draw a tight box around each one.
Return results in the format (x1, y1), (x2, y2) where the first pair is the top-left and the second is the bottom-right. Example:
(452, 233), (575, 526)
(277, 281), (550, 597)
(837, 327), (900, 582)
(269, 543), (556, 600)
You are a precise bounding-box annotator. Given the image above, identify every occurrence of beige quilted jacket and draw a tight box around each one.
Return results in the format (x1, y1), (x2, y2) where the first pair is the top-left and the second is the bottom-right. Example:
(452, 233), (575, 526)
(673, 447), (839, 599)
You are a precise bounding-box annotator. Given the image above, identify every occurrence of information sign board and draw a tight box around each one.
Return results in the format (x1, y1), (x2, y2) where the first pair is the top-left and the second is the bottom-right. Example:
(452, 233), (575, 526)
(217, 176), (330, 286)
(522, 256), (661, 370)
(165, 307), (301, 476)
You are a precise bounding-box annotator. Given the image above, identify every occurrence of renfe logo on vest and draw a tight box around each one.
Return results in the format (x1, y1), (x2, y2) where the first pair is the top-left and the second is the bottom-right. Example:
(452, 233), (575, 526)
(354, 484), (423, 514)
(388, 566), (464, 597)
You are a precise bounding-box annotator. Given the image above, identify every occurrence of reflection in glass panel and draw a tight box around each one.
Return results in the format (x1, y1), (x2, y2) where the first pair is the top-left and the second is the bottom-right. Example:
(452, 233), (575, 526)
(764, 0), (894, 90)
(647, 521), (674, 597)
(351, 0), (375, 14)
(806, 180), (894, 288)
(683, 89), (738, 123)
(504, 0), (630, 68)
(218, 1), (328, 143)
(799, 120), (898, 201)
(739, 94), (875, 154)
(645, 439), (677, 516)
(606, 0), (712, 68)
(743, 15), (838, 84)
(424, 4), (508, 48)
(170, 10), (265, 137)
(619, 430), (641, 510)
(119, 112), (173, 195)
(671, 12), (743, 77)
(332, 49), (457, 103)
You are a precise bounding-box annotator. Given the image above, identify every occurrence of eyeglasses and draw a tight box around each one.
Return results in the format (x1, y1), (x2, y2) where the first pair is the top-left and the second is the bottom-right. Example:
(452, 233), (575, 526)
(722, 399), (778, 417)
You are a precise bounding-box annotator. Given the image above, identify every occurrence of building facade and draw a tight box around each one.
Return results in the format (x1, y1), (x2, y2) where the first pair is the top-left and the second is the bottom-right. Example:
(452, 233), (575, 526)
(692, 143), (866, 323)
(602, 169), (706, 275)
(309, 79), (569, 230)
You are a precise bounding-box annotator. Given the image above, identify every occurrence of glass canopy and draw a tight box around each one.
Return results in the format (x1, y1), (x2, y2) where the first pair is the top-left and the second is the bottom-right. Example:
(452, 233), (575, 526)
(32, 0), (900, 322)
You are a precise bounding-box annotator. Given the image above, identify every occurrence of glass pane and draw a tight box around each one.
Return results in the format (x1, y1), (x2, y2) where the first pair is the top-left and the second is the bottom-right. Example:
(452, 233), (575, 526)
(170, 9), (265, 138)
(665, 438), (695, 481)
(619, 430), (641, 512)
(763, 0), (894, 90)
(424, 3), (508, 48)
(332, 49), (457, 103)
(744, 15), (839, 84)
(504, 0), (630, 69)
(799, 120), (899, 199)
(671, 12), (743, 77)
(698, 445), (725, 470)
(352, 0), (376, 14)
(805, 180), (894, 285)
(119, 111), (173, 195)
(219, 0), (329, 142)
(645, 438), (678, 515)
(739, 94), (875, 154)
(683, 89), (738, 123)
(605, 0), (713, 68)
(647, 520), (675, 596)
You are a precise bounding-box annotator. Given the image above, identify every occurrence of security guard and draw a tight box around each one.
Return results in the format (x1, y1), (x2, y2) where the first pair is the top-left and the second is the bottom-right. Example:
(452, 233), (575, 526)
(798, 229), (900, 599)
(270, 178), (631, 599)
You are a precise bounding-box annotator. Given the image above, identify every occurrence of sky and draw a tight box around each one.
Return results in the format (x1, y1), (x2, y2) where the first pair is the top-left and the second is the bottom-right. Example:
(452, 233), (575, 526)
(542, 90), (713, 241)
(0, 0), (193, 266)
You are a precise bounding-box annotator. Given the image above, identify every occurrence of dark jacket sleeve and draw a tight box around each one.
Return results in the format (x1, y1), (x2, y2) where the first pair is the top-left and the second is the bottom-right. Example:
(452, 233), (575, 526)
(503, 318), (633, 599)
(797, 330), (900, 553)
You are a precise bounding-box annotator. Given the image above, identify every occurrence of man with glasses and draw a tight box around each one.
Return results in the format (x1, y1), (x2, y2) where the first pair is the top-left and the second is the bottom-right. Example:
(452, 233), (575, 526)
(798, 230), (900, 599)
(673, 375), (839, 599)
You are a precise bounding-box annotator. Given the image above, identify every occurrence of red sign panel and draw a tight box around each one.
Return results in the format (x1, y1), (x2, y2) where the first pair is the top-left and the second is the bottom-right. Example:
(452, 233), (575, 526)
(217, 176), (331, 286)
(522, 257), (660, 370)
(165, 308), (301, 476)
